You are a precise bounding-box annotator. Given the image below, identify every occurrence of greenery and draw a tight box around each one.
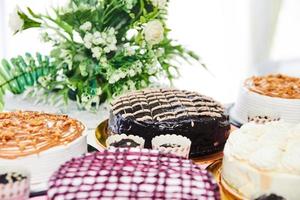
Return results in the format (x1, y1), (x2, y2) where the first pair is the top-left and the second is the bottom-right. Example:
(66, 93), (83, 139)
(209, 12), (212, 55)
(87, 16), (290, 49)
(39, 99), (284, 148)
(1, 0), (201, 111)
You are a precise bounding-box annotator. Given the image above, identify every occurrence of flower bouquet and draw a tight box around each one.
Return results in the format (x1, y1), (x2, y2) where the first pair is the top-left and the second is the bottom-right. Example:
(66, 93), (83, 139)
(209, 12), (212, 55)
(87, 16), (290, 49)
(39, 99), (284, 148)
(2, 0), (201, 111)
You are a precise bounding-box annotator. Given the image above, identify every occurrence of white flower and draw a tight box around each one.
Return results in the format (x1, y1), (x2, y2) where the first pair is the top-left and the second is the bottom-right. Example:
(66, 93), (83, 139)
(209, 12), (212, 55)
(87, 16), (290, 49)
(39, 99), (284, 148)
(149, 76), (158, 83)
(108, 74), (120, 84)
(59, 49), (70, 58)
(106, 36), (116, 44)
(56, 69), (67, 82)
(128, 69), (136, 77)
(96, 87), (102, 95)
(107, 27), (116, 36)
(123, 43), (138, 56)
(119, 71), (126, 79)
(40, 32), (50, 42)
(100, 56), (107, 64)
(122, 85), (129, 91)
(146, 59), (160, 75)
(150, 0), (167, 9)
(123, 0), (137, 10)
(79, 21), (92, 31)
(144, 20), (164, 45)
(83, 32), (93, 49)
(38, 75), (52, 87)
(103, 47), (111, 53)
(9, 6), (24, 33)
(126, 29), (138, 40)
(91, 47), (102, 59)
(127, 80), (136, 90)
(141, 80), (147, 87)
(140, 49), (147, 54)
(81, 93), (91, 103)
(92, 31), (105, 45)
(156, 48), (165, 57)
(73, 30), (83, 43)
(82, 95), (100, 110)
(79, 62), (88, 76)
(101, 32), (107, 40)
(169, 66), (179, 77)
(147, 65), (157, 75)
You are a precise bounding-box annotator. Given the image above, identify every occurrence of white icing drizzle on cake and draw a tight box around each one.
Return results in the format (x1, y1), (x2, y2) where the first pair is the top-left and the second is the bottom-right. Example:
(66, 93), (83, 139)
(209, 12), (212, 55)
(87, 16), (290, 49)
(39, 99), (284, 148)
(111, 88), (224, 122)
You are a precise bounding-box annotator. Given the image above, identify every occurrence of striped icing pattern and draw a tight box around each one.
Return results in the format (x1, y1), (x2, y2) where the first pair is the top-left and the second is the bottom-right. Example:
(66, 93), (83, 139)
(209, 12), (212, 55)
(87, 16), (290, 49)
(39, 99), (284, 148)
(111, 88), (225, 122)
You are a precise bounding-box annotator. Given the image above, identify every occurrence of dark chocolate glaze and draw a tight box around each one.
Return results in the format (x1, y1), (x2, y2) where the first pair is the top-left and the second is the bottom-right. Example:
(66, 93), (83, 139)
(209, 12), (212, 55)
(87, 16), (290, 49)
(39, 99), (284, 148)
(255, 194), (286, 200)
(108, 88), (231, 158)
(110, 138), (140, 147)
(0, 173), (27, 184)
(160, 143), (181, 148)
(109, 111), (230, 158)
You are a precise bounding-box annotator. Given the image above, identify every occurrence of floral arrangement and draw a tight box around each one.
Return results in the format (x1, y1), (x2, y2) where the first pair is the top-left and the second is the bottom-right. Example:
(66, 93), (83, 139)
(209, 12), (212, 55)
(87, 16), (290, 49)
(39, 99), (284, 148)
(1, 0), (201, 110)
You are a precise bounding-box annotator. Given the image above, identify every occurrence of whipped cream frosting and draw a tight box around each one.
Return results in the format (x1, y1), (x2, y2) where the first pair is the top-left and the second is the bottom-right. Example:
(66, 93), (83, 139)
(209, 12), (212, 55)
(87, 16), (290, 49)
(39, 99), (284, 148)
(225, 121), (300, 174)
(223, 121), (300, 199)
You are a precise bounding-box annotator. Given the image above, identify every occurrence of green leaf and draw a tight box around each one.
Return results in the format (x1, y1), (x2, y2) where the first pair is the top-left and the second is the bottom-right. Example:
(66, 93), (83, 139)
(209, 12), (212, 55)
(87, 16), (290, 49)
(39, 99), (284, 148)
(27, 7), (40, 18)
(0, 54), (55, 110)
(17, 11), (41, 31)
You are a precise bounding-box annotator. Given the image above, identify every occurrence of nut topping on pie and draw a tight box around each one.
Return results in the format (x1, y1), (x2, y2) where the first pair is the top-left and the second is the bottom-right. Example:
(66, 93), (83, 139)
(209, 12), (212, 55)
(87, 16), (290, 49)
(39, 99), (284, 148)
(0, 111), (84, 159)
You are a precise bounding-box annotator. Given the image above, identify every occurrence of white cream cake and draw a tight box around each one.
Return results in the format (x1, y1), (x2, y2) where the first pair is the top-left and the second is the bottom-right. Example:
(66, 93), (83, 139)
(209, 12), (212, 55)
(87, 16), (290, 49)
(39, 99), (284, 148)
(0, 111), (87, 191)
(222, 121), (300, 199)
(231, 74), (300, 124)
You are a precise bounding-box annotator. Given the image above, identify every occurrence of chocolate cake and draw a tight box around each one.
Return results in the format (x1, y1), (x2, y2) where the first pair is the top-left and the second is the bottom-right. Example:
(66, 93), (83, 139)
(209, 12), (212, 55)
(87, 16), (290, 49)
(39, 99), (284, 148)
(110, 138), (140, 147)
(0, 173), (27, 184)
(160, 143), (181, 148)
(255, 194), (286, 200)
(108, 88), (230, 157)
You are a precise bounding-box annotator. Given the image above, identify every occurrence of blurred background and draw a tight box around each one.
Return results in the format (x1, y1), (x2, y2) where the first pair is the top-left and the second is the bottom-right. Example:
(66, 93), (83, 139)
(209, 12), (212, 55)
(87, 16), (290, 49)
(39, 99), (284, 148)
(1, 0), (300, 103)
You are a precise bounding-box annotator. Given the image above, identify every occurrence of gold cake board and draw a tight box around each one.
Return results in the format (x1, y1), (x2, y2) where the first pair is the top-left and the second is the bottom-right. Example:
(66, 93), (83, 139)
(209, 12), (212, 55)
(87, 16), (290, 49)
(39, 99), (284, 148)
(95, 119), (237, 165)
(207, 160), (246, 200)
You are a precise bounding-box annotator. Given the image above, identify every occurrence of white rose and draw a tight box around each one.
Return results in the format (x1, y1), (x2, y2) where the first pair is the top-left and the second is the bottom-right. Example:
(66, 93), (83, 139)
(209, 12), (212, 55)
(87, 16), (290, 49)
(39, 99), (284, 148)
(9, 6), (24, 33)
(144, 20), (164, 45)
(150, 0), (167, 9)
(79, 21), (92, 31)
(126, 29), (138, 40)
